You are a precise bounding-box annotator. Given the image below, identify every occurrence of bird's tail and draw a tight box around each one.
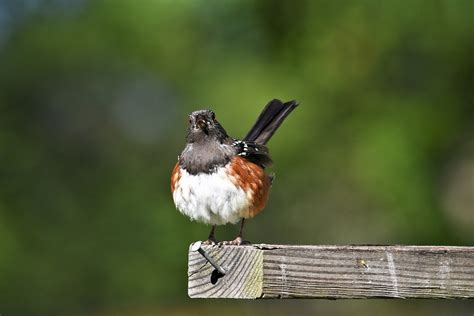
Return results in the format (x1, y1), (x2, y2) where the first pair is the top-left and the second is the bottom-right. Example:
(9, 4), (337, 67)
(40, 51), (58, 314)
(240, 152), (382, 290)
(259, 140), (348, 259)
(244, 99), (298, 145)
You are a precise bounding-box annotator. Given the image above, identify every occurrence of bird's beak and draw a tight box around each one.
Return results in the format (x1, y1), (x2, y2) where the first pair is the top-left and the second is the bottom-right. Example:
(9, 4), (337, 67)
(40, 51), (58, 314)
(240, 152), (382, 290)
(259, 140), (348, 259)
(196, 119), (207, 130)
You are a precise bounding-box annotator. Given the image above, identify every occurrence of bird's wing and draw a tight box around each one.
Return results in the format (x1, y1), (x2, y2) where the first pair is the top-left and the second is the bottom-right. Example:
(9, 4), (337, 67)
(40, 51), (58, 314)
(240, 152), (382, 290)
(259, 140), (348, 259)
(232, 140), (273, 168)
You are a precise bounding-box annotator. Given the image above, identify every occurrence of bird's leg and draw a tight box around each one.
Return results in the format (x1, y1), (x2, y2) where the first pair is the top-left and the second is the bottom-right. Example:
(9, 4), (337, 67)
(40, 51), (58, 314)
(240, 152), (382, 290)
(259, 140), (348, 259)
(221, 218), (250, 246)
(202, 225), (218, 245)
(235, 218), (246, 245)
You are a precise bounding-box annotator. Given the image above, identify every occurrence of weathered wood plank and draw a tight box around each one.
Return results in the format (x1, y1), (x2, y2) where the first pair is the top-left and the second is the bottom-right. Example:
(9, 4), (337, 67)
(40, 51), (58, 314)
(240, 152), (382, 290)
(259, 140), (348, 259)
(188, 244), (474, 299)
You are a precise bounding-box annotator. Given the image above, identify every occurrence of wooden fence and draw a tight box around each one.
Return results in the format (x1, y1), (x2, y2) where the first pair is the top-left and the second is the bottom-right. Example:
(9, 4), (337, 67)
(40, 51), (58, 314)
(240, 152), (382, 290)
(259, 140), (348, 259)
(188, 243), (474, 299)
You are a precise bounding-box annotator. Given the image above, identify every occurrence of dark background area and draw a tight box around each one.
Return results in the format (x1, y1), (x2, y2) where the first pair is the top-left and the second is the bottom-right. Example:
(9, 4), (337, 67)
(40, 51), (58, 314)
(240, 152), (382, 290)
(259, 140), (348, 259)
(0, 0), (473, 315)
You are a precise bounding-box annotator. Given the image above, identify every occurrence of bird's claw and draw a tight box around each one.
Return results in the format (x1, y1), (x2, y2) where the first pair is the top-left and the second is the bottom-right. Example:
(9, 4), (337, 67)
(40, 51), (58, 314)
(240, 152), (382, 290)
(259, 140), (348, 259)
(219, 236), (251, 246)
(202, 238), (218, 246)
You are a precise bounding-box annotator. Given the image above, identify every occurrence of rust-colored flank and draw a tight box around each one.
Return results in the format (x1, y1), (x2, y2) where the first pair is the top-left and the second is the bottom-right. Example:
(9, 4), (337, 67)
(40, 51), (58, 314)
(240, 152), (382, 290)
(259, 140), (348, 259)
(226, 156), (271, 218)
(170, 162), (181, 193)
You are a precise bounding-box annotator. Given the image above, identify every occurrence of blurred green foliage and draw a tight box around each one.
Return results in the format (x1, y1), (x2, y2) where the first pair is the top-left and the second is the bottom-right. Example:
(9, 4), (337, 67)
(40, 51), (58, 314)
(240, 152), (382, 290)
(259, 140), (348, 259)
(0, 0), (473, 315)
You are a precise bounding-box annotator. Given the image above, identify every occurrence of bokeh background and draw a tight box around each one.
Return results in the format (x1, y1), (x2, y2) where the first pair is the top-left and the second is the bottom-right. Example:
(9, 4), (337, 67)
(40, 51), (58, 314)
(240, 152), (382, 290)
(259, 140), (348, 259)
(0, 0), (473, 315)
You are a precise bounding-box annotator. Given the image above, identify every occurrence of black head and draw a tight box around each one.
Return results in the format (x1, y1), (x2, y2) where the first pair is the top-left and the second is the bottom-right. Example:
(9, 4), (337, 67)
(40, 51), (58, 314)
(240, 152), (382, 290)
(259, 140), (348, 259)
(187, 109), (229, 143)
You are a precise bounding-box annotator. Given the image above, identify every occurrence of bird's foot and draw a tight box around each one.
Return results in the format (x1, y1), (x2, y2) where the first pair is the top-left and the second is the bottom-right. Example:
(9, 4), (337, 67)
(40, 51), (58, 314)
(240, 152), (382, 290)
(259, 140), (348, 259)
(219, 236), (251, 246)
(202, 237), (218, 246)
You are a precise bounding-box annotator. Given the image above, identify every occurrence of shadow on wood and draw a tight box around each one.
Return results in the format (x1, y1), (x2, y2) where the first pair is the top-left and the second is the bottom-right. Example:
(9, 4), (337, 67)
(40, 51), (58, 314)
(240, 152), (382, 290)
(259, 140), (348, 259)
(188, 244), (474, 299)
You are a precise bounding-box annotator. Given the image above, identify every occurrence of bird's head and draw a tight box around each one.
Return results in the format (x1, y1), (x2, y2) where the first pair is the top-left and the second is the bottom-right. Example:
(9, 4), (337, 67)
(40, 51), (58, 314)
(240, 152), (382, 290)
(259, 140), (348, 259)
(187, 109), (229, 143)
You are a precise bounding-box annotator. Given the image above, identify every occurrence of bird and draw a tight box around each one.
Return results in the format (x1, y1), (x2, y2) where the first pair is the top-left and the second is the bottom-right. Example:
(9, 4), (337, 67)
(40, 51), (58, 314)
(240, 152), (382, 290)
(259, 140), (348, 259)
(171, 99), (298, 245)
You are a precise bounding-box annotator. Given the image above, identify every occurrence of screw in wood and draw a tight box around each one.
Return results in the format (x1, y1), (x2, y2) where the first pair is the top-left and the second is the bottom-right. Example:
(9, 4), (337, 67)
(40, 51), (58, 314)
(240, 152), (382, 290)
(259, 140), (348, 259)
(191, 241), (226, 275)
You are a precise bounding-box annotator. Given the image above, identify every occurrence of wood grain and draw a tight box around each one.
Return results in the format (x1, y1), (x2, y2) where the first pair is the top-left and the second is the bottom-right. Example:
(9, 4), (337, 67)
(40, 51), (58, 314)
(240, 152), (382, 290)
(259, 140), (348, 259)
(188, 244), (263, 298)
(188, 244), (474, 299)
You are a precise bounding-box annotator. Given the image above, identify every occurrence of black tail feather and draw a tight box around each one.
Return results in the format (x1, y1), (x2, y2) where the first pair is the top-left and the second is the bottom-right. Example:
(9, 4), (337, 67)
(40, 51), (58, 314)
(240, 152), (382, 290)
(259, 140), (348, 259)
(244, 99), (298, 145)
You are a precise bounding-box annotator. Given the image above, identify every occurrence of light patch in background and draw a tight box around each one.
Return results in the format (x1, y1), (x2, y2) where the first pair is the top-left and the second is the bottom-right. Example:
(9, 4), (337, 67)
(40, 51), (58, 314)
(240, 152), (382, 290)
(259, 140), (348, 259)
(112, 76), (177, 144)
(42, 72), (178, 145)
(0, 0), (86, 48)
(442, 152), (474, 238)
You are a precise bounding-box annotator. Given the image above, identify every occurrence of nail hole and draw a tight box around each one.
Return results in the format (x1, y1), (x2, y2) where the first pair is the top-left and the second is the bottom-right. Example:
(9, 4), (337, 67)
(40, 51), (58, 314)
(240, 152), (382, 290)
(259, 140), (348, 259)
(211, 269), (225, 284)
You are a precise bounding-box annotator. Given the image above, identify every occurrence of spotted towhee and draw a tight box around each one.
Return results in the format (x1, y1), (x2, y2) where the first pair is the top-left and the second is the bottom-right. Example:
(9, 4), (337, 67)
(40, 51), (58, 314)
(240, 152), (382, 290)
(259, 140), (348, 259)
(171, 99), (298, 245)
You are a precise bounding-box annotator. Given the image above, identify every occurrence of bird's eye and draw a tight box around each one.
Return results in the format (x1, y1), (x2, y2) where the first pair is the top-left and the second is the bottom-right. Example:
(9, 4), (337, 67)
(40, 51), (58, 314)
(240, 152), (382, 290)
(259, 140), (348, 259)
(188, 117), (192, 124)
(211, 112), (216, 120)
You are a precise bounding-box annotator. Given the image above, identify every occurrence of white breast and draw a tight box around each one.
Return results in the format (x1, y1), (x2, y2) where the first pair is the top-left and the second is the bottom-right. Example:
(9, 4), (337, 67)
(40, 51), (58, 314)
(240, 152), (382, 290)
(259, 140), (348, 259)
(173, 167), (251, 225)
